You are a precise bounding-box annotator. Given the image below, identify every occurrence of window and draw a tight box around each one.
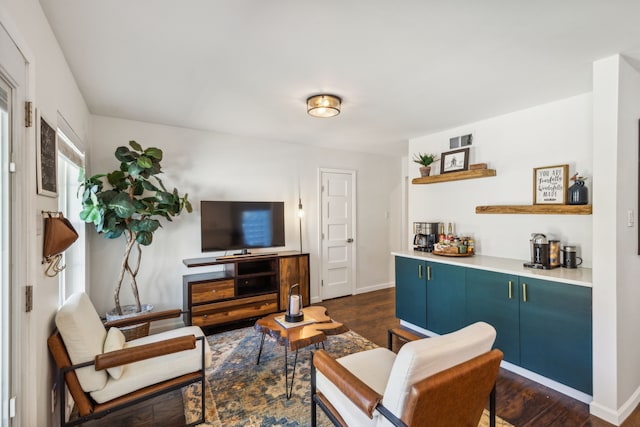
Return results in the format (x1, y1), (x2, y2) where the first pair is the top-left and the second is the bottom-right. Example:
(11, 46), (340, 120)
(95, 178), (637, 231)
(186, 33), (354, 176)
(57, 126), (86, 305)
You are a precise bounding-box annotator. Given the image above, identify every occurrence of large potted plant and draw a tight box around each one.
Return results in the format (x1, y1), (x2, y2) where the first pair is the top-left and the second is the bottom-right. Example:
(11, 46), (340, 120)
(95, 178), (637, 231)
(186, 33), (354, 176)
(80, 141), (192, 319)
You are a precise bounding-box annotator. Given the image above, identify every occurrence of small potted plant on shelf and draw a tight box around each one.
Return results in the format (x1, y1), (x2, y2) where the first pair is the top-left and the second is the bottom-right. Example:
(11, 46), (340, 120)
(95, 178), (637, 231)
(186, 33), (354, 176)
(79, 141), (192, 329)
(413, 152), (439, 177)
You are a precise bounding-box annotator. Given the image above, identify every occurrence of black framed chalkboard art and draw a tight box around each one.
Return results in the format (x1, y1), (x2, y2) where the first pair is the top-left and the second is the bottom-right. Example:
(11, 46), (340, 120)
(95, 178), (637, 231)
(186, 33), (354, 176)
(36, 111), (57, 197)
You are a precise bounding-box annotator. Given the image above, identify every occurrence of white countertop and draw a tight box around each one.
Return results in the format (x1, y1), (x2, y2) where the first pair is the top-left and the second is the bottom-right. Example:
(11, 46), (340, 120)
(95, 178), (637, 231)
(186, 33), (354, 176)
(391, 250), (592, 287)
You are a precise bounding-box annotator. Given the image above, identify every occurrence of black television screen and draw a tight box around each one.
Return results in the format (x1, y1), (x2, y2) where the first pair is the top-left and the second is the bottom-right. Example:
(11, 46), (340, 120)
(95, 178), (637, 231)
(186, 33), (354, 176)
(200, 201), (285, 252)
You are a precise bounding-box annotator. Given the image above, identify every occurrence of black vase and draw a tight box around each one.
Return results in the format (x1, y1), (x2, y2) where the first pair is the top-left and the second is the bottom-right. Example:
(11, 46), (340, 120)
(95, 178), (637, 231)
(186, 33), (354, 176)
(568, 179), (588, 205)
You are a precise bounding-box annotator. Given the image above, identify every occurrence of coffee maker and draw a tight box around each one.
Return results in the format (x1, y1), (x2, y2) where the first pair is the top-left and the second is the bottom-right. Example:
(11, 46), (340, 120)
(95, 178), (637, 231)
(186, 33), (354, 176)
(413, 222), (440, 252)
(523, 233), (560, 269)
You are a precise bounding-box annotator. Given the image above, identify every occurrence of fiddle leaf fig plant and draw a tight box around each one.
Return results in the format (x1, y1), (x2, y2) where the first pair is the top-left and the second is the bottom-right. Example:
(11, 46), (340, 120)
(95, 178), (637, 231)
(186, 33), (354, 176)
(80, 141), (192, 314)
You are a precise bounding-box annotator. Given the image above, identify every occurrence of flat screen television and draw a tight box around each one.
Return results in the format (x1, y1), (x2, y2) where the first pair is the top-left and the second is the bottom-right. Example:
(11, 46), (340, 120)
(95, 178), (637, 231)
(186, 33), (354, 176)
(200, 201), (285, 253)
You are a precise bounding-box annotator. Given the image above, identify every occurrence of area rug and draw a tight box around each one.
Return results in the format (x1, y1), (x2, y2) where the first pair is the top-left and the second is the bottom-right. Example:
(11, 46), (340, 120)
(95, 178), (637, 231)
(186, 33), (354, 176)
(183, 327), (514, 427)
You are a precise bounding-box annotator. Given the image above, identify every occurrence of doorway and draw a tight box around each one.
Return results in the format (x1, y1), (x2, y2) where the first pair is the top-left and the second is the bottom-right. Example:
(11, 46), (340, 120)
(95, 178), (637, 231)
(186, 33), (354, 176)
(0, 21), (28, 427)
(319, 169), (356, 300)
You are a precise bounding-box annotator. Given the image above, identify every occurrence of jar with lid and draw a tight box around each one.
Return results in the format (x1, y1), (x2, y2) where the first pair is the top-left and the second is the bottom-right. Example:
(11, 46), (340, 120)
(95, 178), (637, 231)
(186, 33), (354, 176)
(568, 174), (588, 205)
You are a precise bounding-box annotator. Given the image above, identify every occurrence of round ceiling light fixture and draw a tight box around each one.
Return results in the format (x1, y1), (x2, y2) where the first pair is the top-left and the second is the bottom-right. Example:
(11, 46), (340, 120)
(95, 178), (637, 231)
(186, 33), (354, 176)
(306, 94), (341, 118)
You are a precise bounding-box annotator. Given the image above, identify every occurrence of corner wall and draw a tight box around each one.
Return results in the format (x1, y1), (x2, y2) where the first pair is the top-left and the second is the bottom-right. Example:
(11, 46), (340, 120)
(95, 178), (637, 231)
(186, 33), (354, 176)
(88, 115), (402, 315)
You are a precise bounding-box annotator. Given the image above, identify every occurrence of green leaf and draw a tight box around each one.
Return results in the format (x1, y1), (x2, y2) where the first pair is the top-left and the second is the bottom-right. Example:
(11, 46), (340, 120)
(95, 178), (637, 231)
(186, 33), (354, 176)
(129, 140), (142, 152)
(104, 229), (124, 239)
(107, 170), (126, 187)
(131, 218), (160, 233)
(141, 180), (159, 192)
(108, 193), (136, 218)
(115, 146), (135, 162)
(144, 147), (163, 160)
(185, 199), (193, 213)
(137, 156), (153, 169)
(136, 231), (153, 246)
(128, 162), (144, 177)
(133, 180), (145, 196)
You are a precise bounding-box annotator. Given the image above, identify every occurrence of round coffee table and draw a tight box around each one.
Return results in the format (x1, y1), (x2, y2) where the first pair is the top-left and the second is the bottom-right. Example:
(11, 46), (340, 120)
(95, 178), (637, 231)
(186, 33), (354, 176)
(254, 306), (348, 399)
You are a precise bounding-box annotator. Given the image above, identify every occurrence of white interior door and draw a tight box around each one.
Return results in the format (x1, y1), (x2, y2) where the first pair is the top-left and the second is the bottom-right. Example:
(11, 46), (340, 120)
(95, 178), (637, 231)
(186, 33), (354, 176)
(320, 169), (356, 300)
(0, 22), (28, 427)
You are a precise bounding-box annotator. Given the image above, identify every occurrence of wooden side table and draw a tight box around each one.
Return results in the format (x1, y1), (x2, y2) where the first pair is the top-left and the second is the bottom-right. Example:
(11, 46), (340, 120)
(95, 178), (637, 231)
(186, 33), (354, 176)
(254, 306), (348, 399)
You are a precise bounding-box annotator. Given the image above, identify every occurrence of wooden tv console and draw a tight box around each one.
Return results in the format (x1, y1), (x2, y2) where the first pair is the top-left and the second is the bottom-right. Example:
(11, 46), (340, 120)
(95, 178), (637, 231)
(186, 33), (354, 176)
(182, 252), (310, 329)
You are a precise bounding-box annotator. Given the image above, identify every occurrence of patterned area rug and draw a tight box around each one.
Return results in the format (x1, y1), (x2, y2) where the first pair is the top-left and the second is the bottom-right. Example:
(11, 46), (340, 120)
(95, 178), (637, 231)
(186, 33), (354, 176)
(183, 326), (513, 427)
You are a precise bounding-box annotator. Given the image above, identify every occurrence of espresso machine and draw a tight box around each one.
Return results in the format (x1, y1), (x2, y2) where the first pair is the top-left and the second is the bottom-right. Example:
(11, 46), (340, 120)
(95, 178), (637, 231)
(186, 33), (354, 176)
(523, 233), (560, 269)
(413, 222), (440, 252)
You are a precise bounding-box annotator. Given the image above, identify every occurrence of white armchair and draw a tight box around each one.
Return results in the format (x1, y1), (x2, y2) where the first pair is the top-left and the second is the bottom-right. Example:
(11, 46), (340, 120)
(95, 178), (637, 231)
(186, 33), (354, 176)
(48, 292), (212, 426)
(311, 321), (502, 427)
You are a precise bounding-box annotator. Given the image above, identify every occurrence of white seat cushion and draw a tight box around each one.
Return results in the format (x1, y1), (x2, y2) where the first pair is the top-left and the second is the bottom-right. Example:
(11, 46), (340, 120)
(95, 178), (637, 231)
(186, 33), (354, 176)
(90, 326), (212, 403)
(381, 321), (497, 418)
(316, 347), (396, 427)
(55, 292), (108, 392)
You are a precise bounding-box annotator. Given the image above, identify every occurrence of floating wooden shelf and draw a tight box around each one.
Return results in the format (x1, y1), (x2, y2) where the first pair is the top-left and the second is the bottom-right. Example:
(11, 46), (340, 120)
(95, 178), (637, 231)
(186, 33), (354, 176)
(411, 169), (496, 184)
(475, 205), (592, 215)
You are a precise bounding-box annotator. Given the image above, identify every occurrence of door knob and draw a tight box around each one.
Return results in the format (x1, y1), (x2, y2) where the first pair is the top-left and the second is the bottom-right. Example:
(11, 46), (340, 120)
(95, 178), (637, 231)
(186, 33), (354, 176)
(346, 238), (354, 243)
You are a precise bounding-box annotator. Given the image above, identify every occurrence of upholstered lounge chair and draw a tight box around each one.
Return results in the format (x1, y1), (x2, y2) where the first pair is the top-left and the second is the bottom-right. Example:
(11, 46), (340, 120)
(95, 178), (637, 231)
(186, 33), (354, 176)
(311, 321), (503, 427)
(48, 292), (212, 427)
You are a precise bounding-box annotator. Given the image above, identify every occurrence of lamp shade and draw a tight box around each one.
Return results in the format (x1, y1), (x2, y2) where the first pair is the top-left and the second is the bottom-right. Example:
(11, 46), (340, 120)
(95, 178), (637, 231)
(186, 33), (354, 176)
(307, 94), (341, 118)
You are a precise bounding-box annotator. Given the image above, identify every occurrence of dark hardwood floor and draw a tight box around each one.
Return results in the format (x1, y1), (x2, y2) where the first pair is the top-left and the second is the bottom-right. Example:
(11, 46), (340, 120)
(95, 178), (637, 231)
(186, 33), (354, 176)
(79, 288), (639, 426)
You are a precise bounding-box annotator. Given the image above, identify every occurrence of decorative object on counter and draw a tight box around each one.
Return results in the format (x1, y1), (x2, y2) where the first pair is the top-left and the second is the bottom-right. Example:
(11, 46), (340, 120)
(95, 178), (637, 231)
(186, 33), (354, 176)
(440, 147), (470, 173)
(549, 240), (560, 268)
(561, 246), (583, 268)
(568, 173), (588, 205)
(533, 164), (568, 205)
(412, 152), (439, 177)
(469, 163), (488, 170)
(433, 231), (474, 257)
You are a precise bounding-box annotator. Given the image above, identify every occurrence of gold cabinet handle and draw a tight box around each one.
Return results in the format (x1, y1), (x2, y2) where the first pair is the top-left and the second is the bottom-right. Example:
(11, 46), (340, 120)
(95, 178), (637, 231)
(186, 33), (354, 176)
(427, 265), (432, 281)
(522, 283), (527, 303)
(418, 264), (423, 279)
(508, 281), (513, 299)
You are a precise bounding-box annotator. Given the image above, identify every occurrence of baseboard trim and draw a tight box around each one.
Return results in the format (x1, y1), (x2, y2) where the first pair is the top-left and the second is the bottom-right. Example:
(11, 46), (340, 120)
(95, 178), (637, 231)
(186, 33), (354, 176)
(354, 282), (394, 295)
(590, 383), (640, 426)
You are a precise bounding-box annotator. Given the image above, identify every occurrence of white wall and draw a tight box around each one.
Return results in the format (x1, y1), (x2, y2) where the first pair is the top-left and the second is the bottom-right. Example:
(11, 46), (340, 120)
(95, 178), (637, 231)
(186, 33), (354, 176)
(88, 116), (402, 315)
(408, 93), (593, 264)
(1, 1), (91, 426)
(591, 54), (640, 424)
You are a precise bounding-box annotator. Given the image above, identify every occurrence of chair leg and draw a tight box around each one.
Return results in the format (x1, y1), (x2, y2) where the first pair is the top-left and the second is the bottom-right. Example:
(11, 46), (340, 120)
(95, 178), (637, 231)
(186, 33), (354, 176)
(311, 351), (317, 427)
(489, 383), (496, 427)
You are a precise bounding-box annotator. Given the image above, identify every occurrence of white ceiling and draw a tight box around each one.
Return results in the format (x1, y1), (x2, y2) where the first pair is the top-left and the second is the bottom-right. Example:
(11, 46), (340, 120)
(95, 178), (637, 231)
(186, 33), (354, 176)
(39, 0), (640, 156)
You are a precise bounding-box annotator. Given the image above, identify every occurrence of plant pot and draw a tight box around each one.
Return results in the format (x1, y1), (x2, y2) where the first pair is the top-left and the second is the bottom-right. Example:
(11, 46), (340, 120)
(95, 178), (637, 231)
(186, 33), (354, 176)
(419, 166), (431, 177)
(106, 303), (153, 341)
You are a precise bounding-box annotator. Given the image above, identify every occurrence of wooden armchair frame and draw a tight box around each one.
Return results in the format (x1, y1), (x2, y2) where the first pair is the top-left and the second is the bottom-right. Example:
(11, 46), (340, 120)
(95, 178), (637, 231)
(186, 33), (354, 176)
(311, 348), (503, 427)
(48, 309), (206, 427)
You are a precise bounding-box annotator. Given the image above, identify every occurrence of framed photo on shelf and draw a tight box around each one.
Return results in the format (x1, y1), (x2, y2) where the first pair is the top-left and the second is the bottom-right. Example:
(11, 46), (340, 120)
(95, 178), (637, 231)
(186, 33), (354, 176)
(533, 164), (568, 205)
(440, 148), (469, 173)
(36, 110), (58, 197)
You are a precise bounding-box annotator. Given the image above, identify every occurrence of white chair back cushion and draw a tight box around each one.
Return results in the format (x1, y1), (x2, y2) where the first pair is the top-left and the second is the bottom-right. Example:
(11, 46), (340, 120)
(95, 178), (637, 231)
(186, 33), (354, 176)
(55, 292), (108, 392)
(381, 322), (497, 418)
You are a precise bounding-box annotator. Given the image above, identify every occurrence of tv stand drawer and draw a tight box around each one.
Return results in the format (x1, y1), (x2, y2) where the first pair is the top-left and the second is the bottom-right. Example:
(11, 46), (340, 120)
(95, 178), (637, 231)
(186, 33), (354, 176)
(192, 293), (278, 327)
(191, 279), (234, 304)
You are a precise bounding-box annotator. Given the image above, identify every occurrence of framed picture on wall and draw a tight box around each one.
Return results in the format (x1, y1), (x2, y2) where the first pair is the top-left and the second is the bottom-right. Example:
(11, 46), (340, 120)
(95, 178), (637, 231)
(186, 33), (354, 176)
(533, 164), (568, 205)
(440, 148), (470, 173)
(36, 110), (58, 197)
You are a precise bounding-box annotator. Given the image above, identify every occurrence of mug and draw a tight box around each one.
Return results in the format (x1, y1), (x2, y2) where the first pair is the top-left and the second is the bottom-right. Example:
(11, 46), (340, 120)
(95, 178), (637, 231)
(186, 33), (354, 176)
(562, 246), (582, 268)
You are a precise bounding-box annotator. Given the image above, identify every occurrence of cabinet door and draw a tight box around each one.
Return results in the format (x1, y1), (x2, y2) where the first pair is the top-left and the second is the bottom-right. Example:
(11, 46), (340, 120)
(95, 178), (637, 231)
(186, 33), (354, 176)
(279, 254), (310, 310)
(426, 262), (466, 334)
(465, 269), (520, 364)
(519, 277), (592, 394)
(395, 257), (427, 328)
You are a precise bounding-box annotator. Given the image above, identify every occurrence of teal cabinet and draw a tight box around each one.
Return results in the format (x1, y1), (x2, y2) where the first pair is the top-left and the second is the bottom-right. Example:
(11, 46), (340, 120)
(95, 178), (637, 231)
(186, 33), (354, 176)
(519, 277), (592, 394)
(465, 269), (520, 364)
(426, 262), (466, 334)
(395, 257), (427, 328)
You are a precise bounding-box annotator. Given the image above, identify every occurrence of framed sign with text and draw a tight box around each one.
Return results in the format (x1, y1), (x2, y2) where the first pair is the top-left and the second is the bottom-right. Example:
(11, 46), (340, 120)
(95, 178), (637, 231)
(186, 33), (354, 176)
(533, 164), (568, 205)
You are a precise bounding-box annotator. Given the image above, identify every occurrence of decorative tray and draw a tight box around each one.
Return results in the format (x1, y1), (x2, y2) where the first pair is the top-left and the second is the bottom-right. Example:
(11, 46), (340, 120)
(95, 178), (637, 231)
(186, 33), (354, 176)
(432, 250), (473, 257)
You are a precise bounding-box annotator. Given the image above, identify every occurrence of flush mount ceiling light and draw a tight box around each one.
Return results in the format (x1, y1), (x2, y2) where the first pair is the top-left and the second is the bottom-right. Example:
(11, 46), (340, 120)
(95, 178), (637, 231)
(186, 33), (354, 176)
(306, 94), (341, 118)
